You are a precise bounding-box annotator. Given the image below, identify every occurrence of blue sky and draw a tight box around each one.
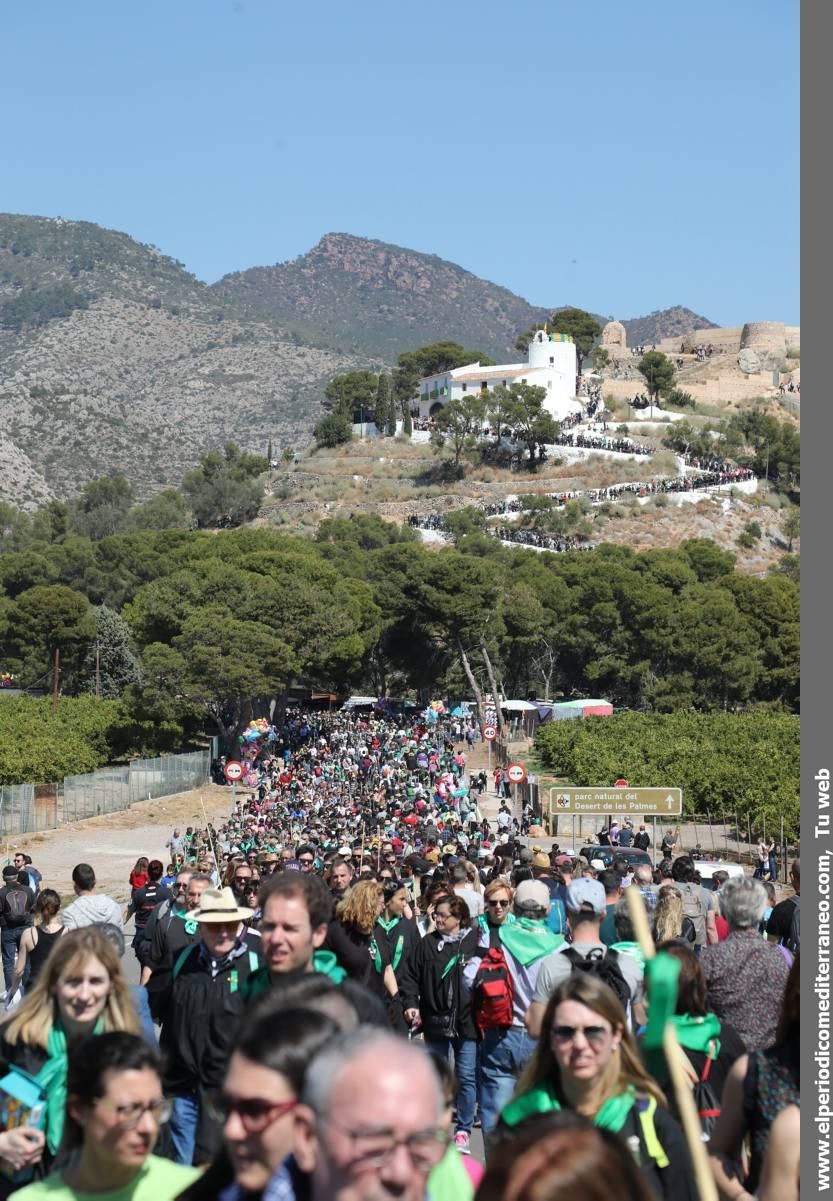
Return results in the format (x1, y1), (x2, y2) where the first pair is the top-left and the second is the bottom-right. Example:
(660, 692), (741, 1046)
(1, 0), (798, 325)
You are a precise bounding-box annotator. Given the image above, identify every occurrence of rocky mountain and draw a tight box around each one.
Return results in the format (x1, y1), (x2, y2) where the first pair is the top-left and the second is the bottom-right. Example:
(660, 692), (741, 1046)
(0, 216), (371, 506)
(622, 306), (719, 347)
(216, 234), (719, 362)
(0, 214), (719, 507)
(214, 233), (554, 362)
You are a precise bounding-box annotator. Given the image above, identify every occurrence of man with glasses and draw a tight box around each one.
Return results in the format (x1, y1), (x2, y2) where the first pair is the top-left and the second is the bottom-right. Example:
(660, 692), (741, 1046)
(297, 845), (317, 872)
(465, 879), (564, 1138)
(294, 1029), (447, 1201)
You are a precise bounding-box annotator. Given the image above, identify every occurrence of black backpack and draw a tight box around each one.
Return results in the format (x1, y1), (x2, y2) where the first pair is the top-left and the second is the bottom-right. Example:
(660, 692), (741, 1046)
(3, 887), (29, 924)
(561, 946), (631, 1015)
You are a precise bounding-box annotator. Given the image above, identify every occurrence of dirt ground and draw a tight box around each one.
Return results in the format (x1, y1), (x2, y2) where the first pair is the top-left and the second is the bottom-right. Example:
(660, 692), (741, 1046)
(12, 783), (236, 902)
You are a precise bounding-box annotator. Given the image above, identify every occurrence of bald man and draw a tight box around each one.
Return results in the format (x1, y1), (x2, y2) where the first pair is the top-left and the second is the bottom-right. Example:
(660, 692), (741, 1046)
(294, 1029), (446, 1201)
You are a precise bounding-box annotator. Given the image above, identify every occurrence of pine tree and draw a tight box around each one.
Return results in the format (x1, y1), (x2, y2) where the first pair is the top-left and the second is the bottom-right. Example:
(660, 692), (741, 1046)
(375, 373), (391, 436)
(267, 438), (273, 464)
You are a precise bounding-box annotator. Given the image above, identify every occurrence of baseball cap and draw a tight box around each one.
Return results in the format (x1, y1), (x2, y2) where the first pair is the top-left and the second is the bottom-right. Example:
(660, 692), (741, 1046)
(566, 878), (606, 917)
(514, 880), (551, 911)
(338, 845), (352, 857)
(554, 854), (573, 867)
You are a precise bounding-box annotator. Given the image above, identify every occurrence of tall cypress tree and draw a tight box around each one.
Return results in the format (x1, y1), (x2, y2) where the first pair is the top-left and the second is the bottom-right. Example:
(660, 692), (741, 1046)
(376, 373), (391, 436)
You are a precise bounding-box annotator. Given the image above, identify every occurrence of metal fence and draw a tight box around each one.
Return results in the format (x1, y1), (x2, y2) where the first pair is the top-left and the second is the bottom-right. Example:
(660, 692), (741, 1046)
(0, 783), (34, 839)
(63, 750), (210, 823)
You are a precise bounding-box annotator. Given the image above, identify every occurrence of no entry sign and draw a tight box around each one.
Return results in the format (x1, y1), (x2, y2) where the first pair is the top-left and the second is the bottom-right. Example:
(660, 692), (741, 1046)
(482, 725), (498, 742)
(506, 763), (527, 784)
(224, 761), (244, 782)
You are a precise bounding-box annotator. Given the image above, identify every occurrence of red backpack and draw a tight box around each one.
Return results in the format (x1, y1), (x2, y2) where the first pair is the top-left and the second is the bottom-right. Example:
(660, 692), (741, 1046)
(472, 945), (514, 1033)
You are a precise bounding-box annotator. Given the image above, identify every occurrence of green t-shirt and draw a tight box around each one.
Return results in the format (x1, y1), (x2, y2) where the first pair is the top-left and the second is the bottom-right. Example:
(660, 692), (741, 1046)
(13, 1156), (200, 1201)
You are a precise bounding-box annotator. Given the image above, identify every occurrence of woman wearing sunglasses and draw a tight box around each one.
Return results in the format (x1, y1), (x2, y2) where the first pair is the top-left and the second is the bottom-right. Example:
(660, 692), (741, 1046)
(497, 974), (696, 1200)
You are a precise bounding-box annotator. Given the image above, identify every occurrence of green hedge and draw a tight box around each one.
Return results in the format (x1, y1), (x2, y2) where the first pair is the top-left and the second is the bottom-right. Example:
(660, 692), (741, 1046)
(0, 696), (121, 784)
(535, 712), (799, 836)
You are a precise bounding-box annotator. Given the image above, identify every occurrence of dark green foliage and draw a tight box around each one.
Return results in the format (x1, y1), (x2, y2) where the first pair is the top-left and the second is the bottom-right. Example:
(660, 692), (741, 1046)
(722, 412), (800, 491)
(313, 411), (352, 448)
(78, 606), (142, 698)
(637, 351), (676, 402)
(0, 282), (90, 331)
(181, 443), (266, 528)
(323, 370), (379, 420)
(535, 712), (799, 835)
(516, 309), (601, 373)
(70, 473), (135, 540)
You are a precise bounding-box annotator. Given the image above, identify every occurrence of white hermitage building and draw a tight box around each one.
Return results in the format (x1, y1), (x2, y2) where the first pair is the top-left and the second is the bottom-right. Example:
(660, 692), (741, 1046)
(415, 329), (582, 423)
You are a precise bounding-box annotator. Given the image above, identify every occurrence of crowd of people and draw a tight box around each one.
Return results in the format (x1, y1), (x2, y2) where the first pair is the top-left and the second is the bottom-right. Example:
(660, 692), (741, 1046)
(554, 431), (652, 456)
(0, 708), (801, 1201)
(406, 513), (593, 554)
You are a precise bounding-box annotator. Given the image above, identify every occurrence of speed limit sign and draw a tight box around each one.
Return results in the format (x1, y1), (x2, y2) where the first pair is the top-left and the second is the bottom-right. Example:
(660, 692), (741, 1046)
(506, 763), (527, 784)
(482, 725), (498, 742)
(224, 761), (244, 782)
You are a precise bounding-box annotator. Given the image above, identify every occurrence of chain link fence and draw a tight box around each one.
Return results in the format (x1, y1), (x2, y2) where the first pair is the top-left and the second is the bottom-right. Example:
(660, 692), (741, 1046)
(63, 751), (210, 823)
(1, 751), (210, 834)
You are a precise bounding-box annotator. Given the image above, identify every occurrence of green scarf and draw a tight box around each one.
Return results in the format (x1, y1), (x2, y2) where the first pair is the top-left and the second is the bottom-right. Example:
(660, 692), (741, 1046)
(427, 1143), (475, 1201)
(501, 1080), (636, 1134)
(671, 1012), (721, 1057)
(312, 949), (347, 984)
(376, 915), (400, 934)
(610, 941), (646, 970)
(499, 918), (564, 967)
(37, 1018), (104, 1154)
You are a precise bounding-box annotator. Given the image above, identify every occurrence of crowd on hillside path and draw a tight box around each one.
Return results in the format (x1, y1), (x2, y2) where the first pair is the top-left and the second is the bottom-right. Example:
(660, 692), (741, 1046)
(0, 707), (800, 1201)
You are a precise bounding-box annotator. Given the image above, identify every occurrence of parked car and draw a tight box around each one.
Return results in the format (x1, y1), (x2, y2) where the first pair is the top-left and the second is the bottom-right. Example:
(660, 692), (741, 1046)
(578, 845), (652, 871)
(691, 859), (745, 889)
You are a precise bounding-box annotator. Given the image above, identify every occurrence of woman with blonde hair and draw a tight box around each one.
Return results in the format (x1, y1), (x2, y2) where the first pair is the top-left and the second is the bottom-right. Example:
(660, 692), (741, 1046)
(326, 880), (399, 1006)
(653, 884), (696, 944)
(497, 974), (696, 1199)
(0, 927), (139, 1181)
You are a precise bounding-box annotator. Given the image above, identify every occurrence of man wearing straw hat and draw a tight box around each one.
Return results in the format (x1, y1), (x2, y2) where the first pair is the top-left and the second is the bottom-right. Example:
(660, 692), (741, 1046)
(159, 886), (262, 1167)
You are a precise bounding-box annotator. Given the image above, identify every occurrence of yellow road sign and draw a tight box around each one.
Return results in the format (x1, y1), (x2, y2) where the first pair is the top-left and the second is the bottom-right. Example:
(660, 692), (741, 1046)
(549, 787), (682, 816)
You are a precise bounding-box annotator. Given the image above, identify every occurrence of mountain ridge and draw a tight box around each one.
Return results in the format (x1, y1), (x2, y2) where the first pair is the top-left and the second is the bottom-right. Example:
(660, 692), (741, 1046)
(0, 213), (721, 507)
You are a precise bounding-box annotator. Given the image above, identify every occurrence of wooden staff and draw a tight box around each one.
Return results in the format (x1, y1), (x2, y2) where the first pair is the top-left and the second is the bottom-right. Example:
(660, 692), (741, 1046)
(626, 885), (718, 1201)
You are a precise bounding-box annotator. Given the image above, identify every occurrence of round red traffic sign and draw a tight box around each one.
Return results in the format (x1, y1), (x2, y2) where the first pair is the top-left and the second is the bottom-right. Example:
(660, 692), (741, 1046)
(614, 778), (629, 788)
(482, 725), (498, 742)
(506, 763), (527, 784)
(224, 760), (244, 782)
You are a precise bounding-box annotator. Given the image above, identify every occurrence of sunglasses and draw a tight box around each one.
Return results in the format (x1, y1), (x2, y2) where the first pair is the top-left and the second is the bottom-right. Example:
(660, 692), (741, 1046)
(210, 1094), (297, 1133)
(551, 1024), (610, 1046)
(299, 857), (314, 864)
(486, 899), (510, 908)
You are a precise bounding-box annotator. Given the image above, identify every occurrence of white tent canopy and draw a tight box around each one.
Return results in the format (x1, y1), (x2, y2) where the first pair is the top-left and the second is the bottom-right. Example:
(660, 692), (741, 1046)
(500, 699), (538, 712)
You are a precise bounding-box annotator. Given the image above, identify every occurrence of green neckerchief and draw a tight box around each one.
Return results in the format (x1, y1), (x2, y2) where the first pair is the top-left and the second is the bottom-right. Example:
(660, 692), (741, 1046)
(312, 949), (347, 984)
(501, 1080), (636, 1134)
(427, 1142), (475, 1201)
(671, 1012), (722, 1057)
(375, 918), (405, 973)
(498, 917), (564, 967)
(37, 1017), (104, 1153)
(610, 941), (646, 970)
(243, 951), (347, 1003)
(477, 913), (516, 934)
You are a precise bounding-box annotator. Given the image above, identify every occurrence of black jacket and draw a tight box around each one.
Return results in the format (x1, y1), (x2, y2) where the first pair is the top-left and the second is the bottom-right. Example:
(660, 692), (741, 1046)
(374, 915), (420, 998)
(159, 935), (262, 1094)
(406, 928), (478, 1041)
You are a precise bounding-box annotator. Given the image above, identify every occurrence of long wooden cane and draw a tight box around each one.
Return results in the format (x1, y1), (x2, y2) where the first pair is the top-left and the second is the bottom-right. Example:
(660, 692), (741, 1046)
(626, 885), (718, 1201)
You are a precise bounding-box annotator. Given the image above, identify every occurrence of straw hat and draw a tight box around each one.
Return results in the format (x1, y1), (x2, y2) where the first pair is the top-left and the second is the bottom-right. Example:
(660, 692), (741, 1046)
(191, 886), (253, 924)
